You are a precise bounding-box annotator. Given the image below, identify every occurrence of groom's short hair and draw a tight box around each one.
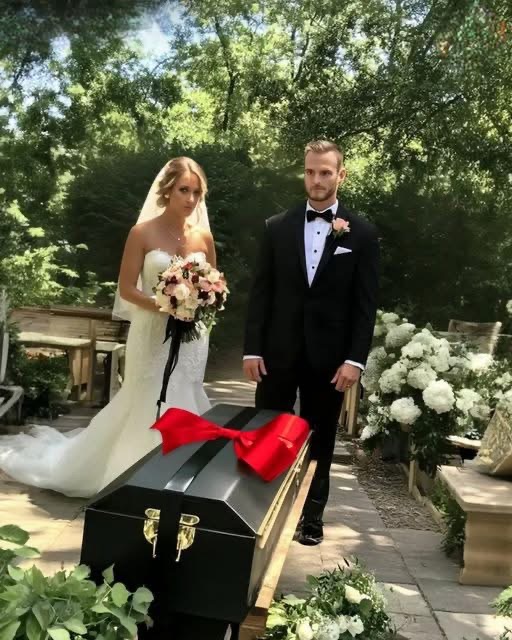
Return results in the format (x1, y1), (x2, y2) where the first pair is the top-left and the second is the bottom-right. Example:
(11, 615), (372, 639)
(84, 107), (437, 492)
(304, 140), (344, 170)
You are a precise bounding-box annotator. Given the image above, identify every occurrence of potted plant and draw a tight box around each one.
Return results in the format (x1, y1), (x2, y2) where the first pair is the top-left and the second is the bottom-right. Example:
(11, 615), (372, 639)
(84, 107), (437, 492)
(0, 524), (153, 640)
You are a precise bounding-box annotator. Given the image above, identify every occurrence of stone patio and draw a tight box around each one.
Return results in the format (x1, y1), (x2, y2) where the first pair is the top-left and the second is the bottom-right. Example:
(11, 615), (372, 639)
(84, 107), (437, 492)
(0, 365), (510, 639)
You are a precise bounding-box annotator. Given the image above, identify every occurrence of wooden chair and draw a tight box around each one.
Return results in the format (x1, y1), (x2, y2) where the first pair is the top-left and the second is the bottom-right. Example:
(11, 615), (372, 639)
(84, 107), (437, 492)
(0, 330), (24, 423)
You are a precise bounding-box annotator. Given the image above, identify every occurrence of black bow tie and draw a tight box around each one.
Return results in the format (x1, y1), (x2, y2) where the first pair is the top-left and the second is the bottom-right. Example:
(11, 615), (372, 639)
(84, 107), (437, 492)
(306, 208), (333, 224)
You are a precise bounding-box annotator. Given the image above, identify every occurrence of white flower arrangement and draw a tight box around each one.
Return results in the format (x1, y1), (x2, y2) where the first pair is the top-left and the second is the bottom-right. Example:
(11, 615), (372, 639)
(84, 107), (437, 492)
(360, 310), (512, 475)
(264, 561), (395, 640)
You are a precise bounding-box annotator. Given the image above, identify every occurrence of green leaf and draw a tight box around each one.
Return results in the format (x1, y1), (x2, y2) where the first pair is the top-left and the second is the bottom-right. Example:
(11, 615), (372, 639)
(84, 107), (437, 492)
(15, 546), (40, 558)
(102, 564), (114, 584)
(281, 594), (305, 606)
(133, 586), (154, 605)
(27, 566), (46, 595)
(266, 613), (288, 628)
(48, 628), (71, 640)
(91, 603), (110, 614)
(111, 582), (130, 607)
(63, 619), (87, 635)
(0, 621), (20, 640)
(25, 612), (44, 640)
(118, 616), (137, 636)
(32, 602), (54, 629)
(0, 525), (29, 545)
(71, 565), (90, 581)
(7, 565), (24, 581)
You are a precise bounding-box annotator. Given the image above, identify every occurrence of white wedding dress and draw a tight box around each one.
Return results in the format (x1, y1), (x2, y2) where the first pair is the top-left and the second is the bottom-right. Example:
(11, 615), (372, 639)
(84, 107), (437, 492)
(0, 250), (211, 498)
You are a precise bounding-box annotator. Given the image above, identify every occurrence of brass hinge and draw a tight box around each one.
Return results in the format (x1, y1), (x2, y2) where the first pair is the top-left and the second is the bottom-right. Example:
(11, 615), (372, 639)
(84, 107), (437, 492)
(143, 509), (200, 562)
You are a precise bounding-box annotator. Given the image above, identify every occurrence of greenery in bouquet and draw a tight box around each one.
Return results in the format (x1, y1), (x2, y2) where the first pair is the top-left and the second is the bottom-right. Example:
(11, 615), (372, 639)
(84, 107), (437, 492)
(0, 524), (153, 640)
(360, 311), (512, 475)
(263, 560), (395, 640)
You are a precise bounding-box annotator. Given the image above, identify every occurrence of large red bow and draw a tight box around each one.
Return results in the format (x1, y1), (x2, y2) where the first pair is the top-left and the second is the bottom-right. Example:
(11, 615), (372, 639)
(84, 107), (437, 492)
(150, 408), (310, 482)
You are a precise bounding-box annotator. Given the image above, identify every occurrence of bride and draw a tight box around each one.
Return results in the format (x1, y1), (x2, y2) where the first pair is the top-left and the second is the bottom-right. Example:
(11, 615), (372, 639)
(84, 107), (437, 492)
(0, 157), (214, 497)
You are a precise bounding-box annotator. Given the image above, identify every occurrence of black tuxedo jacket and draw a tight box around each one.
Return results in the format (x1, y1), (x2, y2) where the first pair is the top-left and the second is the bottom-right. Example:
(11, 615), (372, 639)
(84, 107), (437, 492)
(244, 201), (379, 372)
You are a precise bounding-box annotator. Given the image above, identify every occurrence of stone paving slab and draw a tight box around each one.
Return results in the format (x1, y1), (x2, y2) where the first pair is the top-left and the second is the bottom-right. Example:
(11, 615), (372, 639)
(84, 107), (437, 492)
(435, 611), (510, 640)
(417, 578), (502, 614)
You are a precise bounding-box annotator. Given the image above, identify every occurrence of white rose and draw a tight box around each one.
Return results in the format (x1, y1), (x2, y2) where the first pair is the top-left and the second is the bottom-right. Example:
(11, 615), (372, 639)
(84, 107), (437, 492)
(296, 620), (314, 640)
(207, 269), (221, 284)
(390, 397), (422, 425)
(337, 616), (349, 634)
(347, 615), (364, 637)
(173, 283), (191, 301)
(423, 380), (456, 414)
(345, 585), (364, 604)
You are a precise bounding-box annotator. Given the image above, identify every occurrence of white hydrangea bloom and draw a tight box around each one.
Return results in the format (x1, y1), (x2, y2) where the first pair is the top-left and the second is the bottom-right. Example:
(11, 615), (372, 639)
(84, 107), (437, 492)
(469, 403), (491, 421)
(428, 346), (451, 373)
(382, 312), (400, 324)
(379, 362), (408, 394)
(390, 397), (422, 425)
(411, 328), (437, 348)
(337, 616), (350, 634)
(316, 620), (340, 640)
(373, 324), (384, 337)
(401, 341), (425, 359)
(385, 323), (416, 349)
(465, 353), (493, 371)
(456, 389), (482, 414)
(407, 363), (437, 390)
(506, 299), (512, 316)
(423, 380), (456, 414)
(368, 393), (379, 403)
(360, 423), (381, 441)
(495, 372), (512, 388)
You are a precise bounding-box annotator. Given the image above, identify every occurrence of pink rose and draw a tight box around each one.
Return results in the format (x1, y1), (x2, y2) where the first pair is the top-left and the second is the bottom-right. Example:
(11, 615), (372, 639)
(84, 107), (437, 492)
(332, 218), (350, 234)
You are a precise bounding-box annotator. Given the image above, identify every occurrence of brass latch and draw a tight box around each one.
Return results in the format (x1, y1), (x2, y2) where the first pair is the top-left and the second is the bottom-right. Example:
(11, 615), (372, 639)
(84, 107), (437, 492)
(143, 508), (161, 558)
(176, 514), (200, 562)
(143, 509), (200, 562)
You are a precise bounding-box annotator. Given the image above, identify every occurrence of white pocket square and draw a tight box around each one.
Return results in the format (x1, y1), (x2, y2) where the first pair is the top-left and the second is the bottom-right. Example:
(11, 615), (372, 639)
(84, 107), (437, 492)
(334, 247), (352, 255)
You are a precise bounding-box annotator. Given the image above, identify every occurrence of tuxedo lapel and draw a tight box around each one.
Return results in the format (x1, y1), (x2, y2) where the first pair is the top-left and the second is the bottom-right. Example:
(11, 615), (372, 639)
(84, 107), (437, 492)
(311, 203), (352, 287)
(292, 203), (308, 282)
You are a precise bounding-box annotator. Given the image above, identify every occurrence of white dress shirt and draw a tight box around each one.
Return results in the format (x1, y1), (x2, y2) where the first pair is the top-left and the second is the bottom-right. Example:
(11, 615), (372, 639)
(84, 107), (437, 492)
(244, 200), (364, 371)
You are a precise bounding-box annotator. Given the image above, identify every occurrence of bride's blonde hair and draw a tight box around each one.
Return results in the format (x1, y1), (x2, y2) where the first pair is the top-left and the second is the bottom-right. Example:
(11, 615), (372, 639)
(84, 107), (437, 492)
(156, 157), (208, 208)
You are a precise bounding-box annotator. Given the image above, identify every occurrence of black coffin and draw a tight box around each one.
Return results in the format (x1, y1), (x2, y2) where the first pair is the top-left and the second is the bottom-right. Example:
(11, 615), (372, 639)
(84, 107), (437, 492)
(80, 404), (310, 624)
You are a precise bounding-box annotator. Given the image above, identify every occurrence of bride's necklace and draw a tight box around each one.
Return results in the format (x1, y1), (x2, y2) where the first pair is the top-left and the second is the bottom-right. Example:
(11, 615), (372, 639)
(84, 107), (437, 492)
(166, 226), (187, 243)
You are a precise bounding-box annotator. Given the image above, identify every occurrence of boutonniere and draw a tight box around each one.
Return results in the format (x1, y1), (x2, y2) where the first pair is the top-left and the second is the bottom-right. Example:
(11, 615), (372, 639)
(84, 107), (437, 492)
(332, 217), (350, 238)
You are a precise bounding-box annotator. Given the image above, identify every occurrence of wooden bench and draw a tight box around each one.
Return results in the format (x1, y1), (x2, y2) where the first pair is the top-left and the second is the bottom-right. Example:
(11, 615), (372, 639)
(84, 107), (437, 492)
(438, 464), (512, 586)
(10, 308), (94, 401)
(239, 461), (317, 639)
(10, 306), (129, 404)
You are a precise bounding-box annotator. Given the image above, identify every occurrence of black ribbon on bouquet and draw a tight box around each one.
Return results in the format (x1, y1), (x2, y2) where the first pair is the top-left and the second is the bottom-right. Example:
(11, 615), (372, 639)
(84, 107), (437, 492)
(157, 316), (202, 419)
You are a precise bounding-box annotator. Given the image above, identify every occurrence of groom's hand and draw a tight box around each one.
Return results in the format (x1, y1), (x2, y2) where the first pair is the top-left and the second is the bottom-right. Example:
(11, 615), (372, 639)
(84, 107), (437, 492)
(243, 357), (267, 383)
(331, 363), (361, 392)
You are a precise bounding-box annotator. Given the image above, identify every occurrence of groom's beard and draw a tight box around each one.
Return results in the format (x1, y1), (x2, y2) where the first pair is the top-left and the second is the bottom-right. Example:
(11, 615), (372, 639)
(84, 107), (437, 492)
(306, 184), (337, 205)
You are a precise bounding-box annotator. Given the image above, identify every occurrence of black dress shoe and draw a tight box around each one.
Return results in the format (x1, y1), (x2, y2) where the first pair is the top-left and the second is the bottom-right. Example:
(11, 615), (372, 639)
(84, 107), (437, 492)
(297, 520), (323, 546)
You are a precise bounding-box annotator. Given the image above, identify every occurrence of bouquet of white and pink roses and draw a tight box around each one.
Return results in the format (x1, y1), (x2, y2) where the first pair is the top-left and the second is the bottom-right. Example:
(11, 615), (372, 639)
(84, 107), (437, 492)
(154, 253), (228, 336)
(153, 254), (229, 416)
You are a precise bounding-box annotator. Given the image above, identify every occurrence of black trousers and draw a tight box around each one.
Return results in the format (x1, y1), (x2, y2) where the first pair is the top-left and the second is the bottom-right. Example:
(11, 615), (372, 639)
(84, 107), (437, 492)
(255, 355), (344, 522)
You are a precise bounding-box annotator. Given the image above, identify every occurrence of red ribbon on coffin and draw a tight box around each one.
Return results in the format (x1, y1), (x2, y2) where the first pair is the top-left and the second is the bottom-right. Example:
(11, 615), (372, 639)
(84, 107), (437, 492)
(150, 408), (310, 482)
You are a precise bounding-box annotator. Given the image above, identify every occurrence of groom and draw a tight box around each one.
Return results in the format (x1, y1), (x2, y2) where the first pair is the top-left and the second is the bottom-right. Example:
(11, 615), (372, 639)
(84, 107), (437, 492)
(243, 140), (379, 545)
